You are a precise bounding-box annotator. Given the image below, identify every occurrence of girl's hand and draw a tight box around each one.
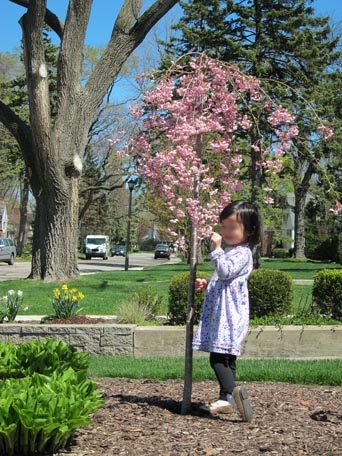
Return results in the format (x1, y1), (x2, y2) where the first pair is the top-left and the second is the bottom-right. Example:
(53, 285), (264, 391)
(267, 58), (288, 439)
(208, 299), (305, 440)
(211, 231), (222, 250)
(195, 278), (207, 292)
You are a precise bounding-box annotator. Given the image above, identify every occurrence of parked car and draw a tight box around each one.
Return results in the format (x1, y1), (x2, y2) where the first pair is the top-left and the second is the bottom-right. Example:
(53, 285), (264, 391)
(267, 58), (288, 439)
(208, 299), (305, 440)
(159, 241), (174, 252)
(111, 245), (126, 257)
(154, 244), (171, 260)
(0, 238), (16, 265)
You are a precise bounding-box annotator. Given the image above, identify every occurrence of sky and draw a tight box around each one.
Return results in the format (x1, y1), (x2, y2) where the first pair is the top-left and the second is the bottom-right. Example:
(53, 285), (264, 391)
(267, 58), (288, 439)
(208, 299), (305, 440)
(0, 0), (341, 53)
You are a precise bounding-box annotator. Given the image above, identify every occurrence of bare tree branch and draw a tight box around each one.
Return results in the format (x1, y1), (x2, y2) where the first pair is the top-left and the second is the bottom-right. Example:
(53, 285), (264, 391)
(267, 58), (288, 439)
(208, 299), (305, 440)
(20, 1), (53, 179)
(0, 100), (41, 194)
(54, 0), (92, 141)
(85, 0), (179, 112)
(130, 0), (179, 41)
(0, 100), (30, 148)
(9, 0), (64, 39)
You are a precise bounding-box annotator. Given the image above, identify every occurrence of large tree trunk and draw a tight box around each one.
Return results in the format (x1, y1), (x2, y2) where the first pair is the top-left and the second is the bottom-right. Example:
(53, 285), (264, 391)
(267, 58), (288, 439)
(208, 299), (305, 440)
(30, 177), (79, 280)
(293, 159), (314, 259)
(294, 187), (307, 259)
(0, 0), (178, 280)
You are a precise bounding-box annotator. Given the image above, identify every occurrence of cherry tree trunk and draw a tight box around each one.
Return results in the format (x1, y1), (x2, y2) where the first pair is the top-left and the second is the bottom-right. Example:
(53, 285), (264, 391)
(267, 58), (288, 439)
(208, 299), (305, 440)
(181, 223), (198, 415)
(181, 135), (202, 415)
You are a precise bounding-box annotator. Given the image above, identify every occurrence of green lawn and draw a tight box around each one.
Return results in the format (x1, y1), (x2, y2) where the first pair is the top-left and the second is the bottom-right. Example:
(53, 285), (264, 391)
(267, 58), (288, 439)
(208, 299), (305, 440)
(89, 356), (342, 385)
(0, 259), (339, 316)
(260, 258), (340, 279)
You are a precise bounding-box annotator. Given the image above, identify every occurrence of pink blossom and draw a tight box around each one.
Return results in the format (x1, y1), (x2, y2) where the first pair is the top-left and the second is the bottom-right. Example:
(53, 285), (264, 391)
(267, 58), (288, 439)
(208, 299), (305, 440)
(268, 106), (295, 126)
(329, 201), (342, 215)
(120, 55), (302, 240)
(264, 196), (274, 204)
(318, 124), (334, 140)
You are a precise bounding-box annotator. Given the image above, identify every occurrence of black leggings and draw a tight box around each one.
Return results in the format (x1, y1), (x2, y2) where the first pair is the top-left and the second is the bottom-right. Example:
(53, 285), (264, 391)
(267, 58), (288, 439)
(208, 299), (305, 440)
(209, 352), (237, 400)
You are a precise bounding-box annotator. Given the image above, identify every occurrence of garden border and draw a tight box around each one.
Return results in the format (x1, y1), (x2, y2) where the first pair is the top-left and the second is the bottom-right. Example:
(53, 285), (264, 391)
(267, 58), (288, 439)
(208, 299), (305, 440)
(0, 324), (341, 358)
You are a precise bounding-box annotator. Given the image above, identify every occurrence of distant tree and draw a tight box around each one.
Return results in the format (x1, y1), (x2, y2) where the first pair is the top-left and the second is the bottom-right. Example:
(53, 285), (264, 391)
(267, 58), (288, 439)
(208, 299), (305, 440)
(166, 0), (340, 258)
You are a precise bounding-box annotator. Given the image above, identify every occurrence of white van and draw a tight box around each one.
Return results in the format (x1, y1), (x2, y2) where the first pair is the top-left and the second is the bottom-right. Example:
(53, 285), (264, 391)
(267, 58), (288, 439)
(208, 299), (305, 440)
(85, 235), (110, 260)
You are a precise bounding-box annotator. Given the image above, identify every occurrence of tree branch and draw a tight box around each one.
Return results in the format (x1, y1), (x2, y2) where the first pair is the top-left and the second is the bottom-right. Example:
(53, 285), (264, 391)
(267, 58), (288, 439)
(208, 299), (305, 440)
(54, 0), (92, 138)
(130, 0), (179, 41)
(9, 0), (64, 39)
(85, 0), (179, 113)
(0, 100), (30, 148)
(0, 100), (40, 193)
(20, 0), (52, 177)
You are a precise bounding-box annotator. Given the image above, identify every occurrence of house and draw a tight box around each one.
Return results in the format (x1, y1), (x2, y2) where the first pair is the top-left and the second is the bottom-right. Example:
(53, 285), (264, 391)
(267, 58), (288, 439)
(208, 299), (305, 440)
(0, 198), (8, 237)
(261, 192), (314, 255)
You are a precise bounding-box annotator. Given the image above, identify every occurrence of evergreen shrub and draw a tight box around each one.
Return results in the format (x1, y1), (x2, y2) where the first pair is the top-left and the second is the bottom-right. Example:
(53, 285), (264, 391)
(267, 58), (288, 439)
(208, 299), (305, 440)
(312, 269), (342, 320)
(168, 271), (211, 325)
(272, 248), (289, 258)
(249, 269), (293, 318)
(305, 235), (339, 262)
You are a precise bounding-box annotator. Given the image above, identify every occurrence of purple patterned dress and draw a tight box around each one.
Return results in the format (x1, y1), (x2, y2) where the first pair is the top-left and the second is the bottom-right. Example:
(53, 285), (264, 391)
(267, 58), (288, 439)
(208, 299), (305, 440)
(192, 244), (253, 356)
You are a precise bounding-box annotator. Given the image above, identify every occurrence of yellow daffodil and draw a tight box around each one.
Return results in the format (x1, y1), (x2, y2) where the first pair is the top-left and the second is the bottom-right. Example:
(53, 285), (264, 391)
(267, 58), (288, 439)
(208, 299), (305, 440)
(78, 292), (85, 300)
(53, 289), (60, 298)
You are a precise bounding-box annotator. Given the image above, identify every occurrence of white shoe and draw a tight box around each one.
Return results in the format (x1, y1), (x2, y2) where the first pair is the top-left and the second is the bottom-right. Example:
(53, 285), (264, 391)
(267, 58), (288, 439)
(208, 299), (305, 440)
(200, 399), (235, 415)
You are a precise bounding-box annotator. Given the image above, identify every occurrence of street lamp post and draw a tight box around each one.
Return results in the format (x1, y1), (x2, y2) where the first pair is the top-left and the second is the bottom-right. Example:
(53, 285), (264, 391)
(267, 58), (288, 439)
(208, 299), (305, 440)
(124, 179), (136, 271)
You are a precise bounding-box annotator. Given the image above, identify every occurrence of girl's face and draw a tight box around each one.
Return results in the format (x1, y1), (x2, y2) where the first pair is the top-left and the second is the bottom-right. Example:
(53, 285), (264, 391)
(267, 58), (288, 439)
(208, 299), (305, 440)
(220, 213), (247, 246)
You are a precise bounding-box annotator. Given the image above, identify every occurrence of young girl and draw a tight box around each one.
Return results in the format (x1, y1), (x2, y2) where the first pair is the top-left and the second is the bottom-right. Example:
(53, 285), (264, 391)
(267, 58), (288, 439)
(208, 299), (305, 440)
(193, 200), (262, 422)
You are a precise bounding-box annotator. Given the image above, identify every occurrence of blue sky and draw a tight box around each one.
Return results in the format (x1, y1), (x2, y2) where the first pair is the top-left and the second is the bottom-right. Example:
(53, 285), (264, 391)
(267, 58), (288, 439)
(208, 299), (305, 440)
(0, 0), (341, 53)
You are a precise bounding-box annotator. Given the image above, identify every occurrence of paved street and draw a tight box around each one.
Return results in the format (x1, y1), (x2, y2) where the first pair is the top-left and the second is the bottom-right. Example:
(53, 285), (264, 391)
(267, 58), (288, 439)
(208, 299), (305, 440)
(0, 252), (181, 281)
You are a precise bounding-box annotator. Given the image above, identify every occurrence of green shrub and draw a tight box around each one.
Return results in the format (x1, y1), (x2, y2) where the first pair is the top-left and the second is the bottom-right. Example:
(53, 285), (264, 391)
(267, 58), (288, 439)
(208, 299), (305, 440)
(0, 369), (103, 456)
(168, 272), (211, 325)
(272, 248), (289, 258)
(312, 269), (342, 320)
(305, 235), (340, 262)
(0, 339), (103, 456)
(0, 338), (89, 379)
(249, 269), (293, 318)
(117, 287), (164, 323)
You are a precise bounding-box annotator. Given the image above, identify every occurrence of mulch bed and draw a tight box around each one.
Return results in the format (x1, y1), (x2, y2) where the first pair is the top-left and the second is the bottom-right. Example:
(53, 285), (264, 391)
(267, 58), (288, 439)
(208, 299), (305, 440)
(58, 379), (342, 455)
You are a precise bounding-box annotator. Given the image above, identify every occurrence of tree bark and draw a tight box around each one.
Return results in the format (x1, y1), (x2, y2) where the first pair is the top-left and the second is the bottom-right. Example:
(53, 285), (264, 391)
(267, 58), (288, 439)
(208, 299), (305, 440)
(181, 134), (202, 415)
(1, 0), (179, 280)
(30, 178), (79, 280)
(293, 159), (314, 259)
(294, 187), (307, 259)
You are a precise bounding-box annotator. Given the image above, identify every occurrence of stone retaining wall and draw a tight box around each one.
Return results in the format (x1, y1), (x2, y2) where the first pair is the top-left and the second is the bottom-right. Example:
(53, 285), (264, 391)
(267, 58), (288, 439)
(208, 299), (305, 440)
(0, 324), (341, 358)
(0, 324), (134, 356)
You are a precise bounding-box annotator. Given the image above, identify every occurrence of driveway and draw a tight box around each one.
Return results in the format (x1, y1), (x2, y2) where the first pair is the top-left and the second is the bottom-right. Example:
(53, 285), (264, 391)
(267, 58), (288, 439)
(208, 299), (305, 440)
(0, 252), (181, 281)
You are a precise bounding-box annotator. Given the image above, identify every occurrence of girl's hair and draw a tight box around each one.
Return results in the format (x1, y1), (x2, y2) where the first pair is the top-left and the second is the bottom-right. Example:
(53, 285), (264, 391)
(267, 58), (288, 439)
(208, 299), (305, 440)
(219, 200), (262, 247)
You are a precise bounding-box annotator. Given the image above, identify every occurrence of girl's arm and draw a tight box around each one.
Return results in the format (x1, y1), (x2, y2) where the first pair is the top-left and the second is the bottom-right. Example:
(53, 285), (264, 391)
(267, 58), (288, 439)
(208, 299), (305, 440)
(210, 248), (250, 280)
